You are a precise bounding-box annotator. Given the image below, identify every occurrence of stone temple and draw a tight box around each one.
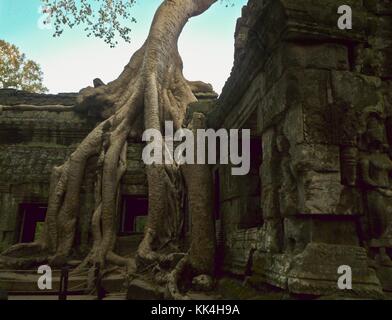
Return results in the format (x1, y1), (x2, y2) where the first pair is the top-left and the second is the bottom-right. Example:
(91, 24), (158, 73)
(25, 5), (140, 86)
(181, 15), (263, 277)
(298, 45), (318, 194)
(1, 0), (392, 299)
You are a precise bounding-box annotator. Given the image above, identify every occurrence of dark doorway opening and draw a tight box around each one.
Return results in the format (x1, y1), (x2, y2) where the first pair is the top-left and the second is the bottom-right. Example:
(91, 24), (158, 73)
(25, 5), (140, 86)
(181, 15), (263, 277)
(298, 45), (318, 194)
(19, 203), (47, 243)
(120, 196), (148, 235)
(239, 137), (263, 229)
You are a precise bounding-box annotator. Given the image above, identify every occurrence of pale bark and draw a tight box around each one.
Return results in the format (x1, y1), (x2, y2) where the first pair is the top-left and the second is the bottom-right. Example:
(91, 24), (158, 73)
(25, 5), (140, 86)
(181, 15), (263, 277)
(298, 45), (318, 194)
(165, 112), (216, 299)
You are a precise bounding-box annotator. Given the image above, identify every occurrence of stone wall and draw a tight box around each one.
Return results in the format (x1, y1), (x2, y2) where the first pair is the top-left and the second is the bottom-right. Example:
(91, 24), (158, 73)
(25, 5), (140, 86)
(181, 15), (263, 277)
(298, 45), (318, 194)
(0, 90), (147, 252)
(211, 0), (392, 298)
(0, 88), (77, 106)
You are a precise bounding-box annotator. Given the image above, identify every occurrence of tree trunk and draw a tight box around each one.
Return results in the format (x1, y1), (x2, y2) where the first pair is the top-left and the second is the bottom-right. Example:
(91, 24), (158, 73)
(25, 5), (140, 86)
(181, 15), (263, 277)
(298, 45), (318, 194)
(1, 0), (218, 298)
(183, 112), (215, 274)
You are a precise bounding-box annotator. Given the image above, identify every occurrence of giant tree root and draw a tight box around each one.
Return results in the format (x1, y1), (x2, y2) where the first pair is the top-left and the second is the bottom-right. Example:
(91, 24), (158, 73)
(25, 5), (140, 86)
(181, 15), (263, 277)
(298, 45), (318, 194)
(0, 0), (218, 296)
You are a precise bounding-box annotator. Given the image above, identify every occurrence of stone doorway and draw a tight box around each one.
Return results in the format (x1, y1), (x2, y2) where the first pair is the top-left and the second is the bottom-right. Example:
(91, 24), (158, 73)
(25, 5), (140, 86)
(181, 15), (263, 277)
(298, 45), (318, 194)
(19, 203), (47, 243)
(120, 196), (148, 235)
(238, 136), (263, 229)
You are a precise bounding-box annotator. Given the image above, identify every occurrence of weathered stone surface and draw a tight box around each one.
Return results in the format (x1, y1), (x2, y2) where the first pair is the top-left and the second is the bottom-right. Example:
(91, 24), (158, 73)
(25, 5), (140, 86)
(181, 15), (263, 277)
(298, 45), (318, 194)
(259, 69), (301, 131)
(251, 252), (291, 290)
(331, 71), (383, 111)
(221, 72), (263, 131)
(126, 278), (164, 300)
(192, 274), (214, 292)
(297, 170), (343, 215)
(282, 105), (305, 146)
(283, 43), (349, 71)
(260, 128), (275, 184)
(0, 88), (77, 106)
(281, 0), (367, 42)
(365, 0), (392, 15)
(288, 243), (383, 298)
(291, 144), (340, 172)
(287, 144), (345, 215)
(261, 184), (278, 220)
(0, 146), (74, 184)
(223, 227), (261, 275)
(376, 265), (392, 292)
(187, 100), (216, 127)
(283, 217), (310, 255)
(213, 0), (392, 298)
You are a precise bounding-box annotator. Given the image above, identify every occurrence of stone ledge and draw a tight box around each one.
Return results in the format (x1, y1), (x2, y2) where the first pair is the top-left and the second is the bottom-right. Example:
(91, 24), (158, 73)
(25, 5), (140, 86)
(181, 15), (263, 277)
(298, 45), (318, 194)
(0, 89), (77, 106)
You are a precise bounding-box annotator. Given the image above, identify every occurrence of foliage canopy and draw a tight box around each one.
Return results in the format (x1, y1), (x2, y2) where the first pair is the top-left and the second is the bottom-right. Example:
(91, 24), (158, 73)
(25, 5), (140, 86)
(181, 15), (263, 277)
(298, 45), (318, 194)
(41, 0), (234, 47)
(0, 40), (47, 93)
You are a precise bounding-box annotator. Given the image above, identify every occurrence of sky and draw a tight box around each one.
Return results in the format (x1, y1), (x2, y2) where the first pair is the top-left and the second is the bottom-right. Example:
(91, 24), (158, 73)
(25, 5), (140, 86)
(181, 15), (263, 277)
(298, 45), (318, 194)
(0, 0), (246, 94)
